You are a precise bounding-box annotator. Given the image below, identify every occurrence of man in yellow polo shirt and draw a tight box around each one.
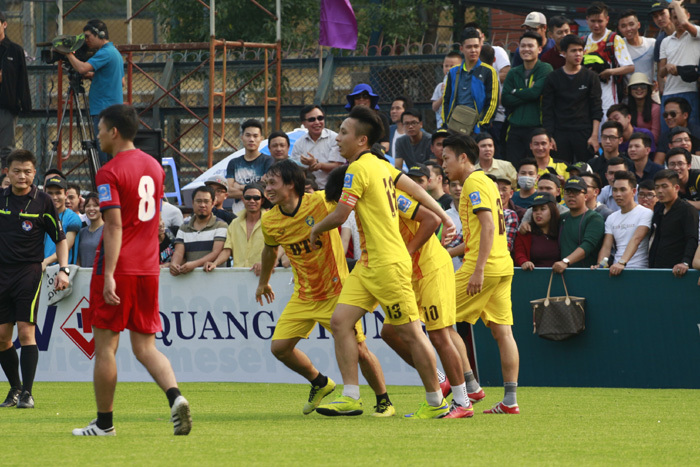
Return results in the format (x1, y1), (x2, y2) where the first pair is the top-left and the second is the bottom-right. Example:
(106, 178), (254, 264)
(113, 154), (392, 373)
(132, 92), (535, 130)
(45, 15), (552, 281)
(310, 106), (457, 419)
(442, 133), (521, 415)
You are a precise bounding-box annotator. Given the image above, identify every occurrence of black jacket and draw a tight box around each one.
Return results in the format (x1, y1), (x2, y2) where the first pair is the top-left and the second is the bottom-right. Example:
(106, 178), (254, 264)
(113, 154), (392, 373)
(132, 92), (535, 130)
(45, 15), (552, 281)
(0, 36), (31, 115)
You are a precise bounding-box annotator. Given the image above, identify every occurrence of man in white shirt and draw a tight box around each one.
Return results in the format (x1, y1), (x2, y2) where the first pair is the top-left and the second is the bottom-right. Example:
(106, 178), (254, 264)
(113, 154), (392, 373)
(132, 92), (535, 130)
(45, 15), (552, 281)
(593, 170), (652, 272)
(659, 1), (700, 128)
(290, 105), (345, 188)
(618, 9), (656, 83)
(584, 2), (634, 118)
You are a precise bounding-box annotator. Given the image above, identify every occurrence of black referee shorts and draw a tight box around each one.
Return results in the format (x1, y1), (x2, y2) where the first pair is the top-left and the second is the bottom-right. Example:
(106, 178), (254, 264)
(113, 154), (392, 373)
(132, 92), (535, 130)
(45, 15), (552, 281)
(0, 263), (43, 325)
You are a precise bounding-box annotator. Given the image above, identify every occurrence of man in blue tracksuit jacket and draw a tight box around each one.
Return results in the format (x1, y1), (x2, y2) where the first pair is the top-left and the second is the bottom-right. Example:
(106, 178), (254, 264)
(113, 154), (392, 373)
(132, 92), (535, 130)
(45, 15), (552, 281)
(441, 27), (499, 134)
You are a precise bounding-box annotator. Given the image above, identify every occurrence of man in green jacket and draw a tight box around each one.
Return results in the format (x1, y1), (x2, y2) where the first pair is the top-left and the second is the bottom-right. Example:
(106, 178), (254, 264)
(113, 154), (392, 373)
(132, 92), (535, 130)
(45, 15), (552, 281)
(502, 31), (553, 164)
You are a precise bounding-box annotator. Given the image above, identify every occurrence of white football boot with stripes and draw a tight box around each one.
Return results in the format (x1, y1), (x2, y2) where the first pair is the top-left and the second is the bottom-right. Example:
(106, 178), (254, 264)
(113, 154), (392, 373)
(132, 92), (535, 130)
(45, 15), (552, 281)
(170, 396), (192, 435)
(72, 419), (116, 436)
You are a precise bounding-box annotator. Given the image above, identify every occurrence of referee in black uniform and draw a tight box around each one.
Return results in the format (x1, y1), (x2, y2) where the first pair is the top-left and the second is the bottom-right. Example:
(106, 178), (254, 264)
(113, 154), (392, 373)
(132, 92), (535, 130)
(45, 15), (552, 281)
(0, 149), (69, 408)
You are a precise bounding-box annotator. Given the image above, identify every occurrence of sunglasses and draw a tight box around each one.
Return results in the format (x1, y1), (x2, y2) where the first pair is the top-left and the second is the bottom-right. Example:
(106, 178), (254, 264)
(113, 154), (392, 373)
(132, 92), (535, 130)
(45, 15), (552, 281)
(663, 111), (678, 118)
(629, 84), (647, 91)
(305, 115), (325, 123)
(355, 92), (371, 99)
(244, 195), (262, 201)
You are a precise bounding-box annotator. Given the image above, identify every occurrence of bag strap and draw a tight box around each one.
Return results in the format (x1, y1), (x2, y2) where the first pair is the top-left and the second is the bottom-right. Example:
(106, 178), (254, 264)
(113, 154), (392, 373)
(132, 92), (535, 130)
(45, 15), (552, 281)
(543, 271), (555, 306)
(558, 272), (572, 305)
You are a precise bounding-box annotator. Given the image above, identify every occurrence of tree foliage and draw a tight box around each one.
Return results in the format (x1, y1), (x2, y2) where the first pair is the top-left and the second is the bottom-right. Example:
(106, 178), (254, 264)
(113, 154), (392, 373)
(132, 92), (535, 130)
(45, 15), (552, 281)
(154, 0), (453, 47)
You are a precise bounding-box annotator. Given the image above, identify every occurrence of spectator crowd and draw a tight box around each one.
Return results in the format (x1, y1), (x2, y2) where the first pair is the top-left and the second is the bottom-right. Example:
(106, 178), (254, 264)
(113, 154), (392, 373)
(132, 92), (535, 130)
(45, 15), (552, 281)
(14, 1), (700, 285)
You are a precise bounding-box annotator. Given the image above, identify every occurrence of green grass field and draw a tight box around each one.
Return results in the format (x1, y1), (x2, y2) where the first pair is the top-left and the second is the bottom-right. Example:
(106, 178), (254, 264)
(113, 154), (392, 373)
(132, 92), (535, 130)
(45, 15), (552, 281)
(1, 382), (698, 465)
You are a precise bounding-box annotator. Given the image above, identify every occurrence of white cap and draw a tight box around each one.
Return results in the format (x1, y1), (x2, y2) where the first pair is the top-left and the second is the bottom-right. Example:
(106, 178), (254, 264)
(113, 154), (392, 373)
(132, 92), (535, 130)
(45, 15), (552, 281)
(523, 12), (547, 28)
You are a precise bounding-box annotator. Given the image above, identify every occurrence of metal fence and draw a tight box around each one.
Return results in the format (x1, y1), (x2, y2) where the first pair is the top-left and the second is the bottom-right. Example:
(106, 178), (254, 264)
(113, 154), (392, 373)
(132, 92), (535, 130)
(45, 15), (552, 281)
(20, 51), (447, 195)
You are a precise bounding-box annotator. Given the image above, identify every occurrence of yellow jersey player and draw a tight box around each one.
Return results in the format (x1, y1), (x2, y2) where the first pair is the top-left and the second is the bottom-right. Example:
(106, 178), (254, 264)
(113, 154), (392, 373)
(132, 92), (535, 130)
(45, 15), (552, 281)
(324, 167), (473, 419)
(310, 106), (456, 419)
(442, 133), (520, 414)
(256, 160), (393, 417)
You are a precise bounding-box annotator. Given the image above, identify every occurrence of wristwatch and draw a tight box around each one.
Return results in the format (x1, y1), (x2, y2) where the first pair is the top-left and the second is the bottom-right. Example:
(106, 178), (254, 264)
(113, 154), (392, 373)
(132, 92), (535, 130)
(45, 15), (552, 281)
(618, 260), (627, 266)
(562, 258), (570, 265)
(59, 267), (70, 275)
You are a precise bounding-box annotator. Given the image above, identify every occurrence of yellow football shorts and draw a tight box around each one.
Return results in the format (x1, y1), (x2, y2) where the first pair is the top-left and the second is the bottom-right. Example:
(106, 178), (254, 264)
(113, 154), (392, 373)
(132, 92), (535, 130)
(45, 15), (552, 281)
(455, 270), (513, 326)
(272, 294), (366, 343)
(413, 263), (456, 331)
(338, 260), (419, 326)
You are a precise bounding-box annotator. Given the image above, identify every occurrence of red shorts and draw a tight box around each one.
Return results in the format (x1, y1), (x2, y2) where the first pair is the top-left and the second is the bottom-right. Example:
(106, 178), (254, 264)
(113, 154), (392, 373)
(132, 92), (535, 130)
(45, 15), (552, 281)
(88, 274), (162, 334)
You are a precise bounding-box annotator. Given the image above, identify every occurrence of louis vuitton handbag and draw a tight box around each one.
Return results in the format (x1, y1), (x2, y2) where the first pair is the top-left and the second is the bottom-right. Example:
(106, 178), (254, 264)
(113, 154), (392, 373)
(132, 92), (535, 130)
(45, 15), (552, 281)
(530, 272), (586, 341)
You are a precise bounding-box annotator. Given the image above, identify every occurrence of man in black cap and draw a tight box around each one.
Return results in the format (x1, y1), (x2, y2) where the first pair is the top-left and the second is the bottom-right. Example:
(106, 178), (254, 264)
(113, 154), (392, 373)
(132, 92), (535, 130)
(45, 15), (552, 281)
(406, 163), (431, 190)
(0, 11), (31, 168)
(204, 174), (236, 224)
(553, 177), (605, 271)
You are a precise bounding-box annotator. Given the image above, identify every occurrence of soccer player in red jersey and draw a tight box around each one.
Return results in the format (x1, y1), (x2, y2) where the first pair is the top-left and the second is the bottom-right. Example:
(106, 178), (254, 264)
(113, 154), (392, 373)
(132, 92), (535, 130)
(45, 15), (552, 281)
(73, 105), (191, 436)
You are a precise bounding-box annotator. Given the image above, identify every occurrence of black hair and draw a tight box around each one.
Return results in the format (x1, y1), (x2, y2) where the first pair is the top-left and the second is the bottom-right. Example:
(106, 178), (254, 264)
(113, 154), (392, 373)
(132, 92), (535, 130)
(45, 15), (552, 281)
(548, 16), (571, 31)
(442, 133), (479, 165)
(66, 183), (81, 194)
(638, 179), (655, 191)
(475, 132), (494, 144)
(517, 157), (537, 171)
(324, 165), (349, 203)
(607, 156), (627, 167)
(241, 119), (263, 133)
(654, 168), (680, 185)
(84, 191), (100, 206)
(425, 160), (445, 178)
(581, 172), (603, 190)
(299, 105), (324, 121)
(665, 97), (692, 118)
(84, 19), (109, 40)
(480, 43), (494, 65)
(460, 27), (481, 43)
(98, 104), (139, 141)
(601, 120), (624, 137)
(192, 185), (215, 202)
(268, 130), (289, 146)
(586, 1), (609, 17)
(392, 95), (413, 110)
(613, 170), (638, 188)
(520, 31), (543, 47)
(665, 147), (692, 165)
(619, 9), (638, 21)
(560, 34), (585, 52)
(629, 131), (652, 148)
(629, 82), (653, 127)
(607, 103), (630, 118)
(7, 149), (36, 168)
(400, 108), (422, 123)
(348, 105), (384, 147)
(529, 127), (552, 142)
(266, 159), (306, 198)
(305, 178), (319, 191)
(446, 51), (462, 60)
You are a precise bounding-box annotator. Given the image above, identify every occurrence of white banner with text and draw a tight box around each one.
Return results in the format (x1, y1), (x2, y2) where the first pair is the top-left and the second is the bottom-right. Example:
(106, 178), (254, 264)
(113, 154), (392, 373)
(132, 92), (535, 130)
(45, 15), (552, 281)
(27, 267), (423, 385)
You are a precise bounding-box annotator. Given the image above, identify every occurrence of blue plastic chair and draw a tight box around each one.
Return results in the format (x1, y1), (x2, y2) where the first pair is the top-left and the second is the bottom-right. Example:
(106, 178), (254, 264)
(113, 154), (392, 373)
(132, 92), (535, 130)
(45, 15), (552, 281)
(162, 157), (182, 205)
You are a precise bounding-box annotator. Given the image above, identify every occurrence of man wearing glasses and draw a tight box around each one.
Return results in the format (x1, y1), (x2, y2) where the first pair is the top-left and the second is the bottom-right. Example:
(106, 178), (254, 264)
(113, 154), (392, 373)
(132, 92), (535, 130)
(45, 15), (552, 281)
(393, 109), (433, 170)
(654, 97), (700, 164)
(291, 105), (344, 189)
(665, 148), (700, 209)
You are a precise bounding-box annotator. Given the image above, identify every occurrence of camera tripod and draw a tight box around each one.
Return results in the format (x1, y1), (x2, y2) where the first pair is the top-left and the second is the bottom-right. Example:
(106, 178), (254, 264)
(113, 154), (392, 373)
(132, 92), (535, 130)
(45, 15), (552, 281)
(49, 67), (101, 191)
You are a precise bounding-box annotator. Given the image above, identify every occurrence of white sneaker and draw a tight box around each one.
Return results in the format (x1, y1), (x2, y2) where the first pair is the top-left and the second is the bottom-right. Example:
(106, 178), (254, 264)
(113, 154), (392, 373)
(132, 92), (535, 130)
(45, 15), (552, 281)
(171, 396), (192, 435)
(72, 419), (116, 436)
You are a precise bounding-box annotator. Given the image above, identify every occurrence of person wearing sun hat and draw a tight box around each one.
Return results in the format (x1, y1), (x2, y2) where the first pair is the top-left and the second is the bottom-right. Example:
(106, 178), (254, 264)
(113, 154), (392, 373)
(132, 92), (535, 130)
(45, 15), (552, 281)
(345, 83), (391, 152)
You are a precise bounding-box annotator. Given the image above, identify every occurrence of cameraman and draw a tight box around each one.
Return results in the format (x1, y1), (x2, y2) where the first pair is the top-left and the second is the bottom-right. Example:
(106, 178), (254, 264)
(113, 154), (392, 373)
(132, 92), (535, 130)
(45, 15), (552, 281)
(0, 11), (31, 169)
(63, 19), (123, 164)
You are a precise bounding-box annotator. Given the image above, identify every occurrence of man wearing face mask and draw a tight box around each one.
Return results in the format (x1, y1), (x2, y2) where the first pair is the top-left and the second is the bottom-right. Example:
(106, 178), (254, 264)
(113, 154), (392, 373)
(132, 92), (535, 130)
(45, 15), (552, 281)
(512, 158), (539, 208)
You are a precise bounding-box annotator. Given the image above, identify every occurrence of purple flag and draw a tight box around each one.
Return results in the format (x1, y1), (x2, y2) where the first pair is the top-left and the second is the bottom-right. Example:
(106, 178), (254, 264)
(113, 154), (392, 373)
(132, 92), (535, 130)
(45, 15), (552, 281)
(319, 0), (358, 50)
